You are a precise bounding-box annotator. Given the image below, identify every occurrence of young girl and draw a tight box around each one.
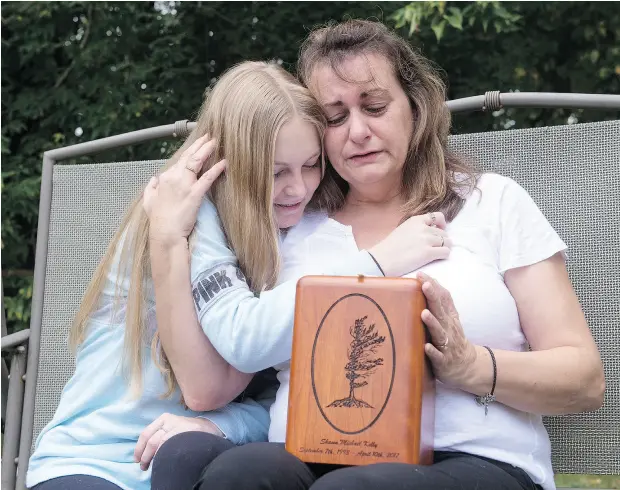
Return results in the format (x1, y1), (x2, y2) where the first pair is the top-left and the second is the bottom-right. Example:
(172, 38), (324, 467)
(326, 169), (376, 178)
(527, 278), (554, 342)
(27, 61), (333, 490)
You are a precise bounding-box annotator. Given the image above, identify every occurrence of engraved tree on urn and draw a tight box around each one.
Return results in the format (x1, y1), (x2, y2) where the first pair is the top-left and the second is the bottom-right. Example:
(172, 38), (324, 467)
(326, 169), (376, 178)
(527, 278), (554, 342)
(328, 316), (385, 408)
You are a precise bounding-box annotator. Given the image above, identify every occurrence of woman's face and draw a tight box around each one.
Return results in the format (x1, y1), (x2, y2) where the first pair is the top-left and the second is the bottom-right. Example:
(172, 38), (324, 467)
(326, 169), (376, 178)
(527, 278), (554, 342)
(272, 116), (322, 229)
(309, 53), (414, 194)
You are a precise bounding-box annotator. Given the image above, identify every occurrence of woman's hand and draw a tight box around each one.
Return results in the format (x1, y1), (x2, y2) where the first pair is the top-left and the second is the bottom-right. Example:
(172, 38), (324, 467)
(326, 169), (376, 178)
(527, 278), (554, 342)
(369, 212), (452, 277)
(143, 133), (227, 247)
(417, 271), (478, 389)
(134, 413), (224, 471)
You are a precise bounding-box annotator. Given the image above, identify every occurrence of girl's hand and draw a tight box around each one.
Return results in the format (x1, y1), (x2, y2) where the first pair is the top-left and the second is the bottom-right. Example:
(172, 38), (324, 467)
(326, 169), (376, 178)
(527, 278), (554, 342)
(143, 134), (227, 247)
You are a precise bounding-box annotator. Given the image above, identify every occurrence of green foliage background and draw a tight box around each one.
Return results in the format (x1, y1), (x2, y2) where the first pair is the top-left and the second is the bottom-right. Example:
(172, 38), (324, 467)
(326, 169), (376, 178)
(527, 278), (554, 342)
(1, 2), (619, 486)
(3, 1), (618, 333)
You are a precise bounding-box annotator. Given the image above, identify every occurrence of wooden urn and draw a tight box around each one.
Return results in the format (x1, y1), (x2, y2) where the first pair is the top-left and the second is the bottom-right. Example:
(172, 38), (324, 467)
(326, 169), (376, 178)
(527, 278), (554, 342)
(286, 275), (435, 466)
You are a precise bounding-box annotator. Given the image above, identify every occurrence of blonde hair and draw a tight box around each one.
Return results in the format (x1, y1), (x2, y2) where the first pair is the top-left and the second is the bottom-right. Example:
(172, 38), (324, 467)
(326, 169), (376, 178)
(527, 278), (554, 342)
(299, 20), (478, 222)
(70, 61), (326, 398)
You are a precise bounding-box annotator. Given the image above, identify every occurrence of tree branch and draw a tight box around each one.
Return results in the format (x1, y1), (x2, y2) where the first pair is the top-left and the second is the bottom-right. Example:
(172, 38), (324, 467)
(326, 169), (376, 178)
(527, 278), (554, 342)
(54, 4), (93, 89)
(2, 269), (34, 278)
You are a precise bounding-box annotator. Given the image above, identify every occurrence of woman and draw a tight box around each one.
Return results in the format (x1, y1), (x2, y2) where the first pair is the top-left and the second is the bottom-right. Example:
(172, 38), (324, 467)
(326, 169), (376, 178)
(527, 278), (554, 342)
(149, 20), (605, 490)
(27, 60), (344, 490)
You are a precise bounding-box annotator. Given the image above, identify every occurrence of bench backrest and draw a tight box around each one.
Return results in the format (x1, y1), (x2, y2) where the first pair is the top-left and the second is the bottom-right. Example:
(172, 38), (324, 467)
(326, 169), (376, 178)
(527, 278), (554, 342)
(33, 160), (164, 445)
(448, 120), (619, 474)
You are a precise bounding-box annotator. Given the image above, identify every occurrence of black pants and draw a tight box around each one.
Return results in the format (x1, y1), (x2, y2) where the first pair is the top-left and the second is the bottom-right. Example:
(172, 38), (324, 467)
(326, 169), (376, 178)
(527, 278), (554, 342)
(152, 431), (235, 490)
(195, 442), (543, 490)
(32, 475), (121, 490)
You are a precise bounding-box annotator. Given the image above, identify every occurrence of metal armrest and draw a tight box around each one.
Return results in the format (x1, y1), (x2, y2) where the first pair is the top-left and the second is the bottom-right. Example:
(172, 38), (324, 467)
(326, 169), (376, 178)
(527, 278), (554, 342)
(1, 329), (30, 351)
(1, 328), (29, 490)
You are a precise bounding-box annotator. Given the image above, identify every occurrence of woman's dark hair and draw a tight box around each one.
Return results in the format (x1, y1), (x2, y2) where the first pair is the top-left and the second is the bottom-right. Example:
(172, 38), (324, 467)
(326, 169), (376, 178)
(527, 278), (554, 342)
(299, 19), (478, 221)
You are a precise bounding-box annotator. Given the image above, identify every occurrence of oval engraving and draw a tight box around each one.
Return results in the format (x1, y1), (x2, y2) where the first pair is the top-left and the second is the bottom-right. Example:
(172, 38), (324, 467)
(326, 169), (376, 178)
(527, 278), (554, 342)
(311, 293), (396, 435)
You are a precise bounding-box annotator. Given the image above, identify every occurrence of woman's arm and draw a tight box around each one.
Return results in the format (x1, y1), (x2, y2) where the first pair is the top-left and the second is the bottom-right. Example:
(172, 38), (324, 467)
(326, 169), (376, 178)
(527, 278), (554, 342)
(420, 255), (605, 416)
(420, 176), (605, 416)
(464, 252), (604, 415)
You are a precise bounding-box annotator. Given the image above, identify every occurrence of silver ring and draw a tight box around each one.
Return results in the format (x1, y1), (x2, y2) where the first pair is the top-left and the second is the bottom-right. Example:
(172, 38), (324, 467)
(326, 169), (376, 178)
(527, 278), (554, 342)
(429, 212), (437, 228)
(185, 164), (199, 175)
(437, 337), (449, 349)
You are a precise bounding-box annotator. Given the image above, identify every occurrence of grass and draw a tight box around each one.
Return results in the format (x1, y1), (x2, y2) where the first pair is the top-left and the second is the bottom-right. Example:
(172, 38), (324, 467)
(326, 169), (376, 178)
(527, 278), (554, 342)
(556, 475), (620, 489)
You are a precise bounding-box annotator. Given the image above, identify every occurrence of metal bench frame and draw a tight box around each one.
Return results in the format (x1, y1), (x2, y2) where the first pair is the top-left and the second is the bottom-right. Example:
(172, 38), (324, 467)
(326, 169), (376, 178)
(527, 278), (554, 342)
(2, 91), (619, 490)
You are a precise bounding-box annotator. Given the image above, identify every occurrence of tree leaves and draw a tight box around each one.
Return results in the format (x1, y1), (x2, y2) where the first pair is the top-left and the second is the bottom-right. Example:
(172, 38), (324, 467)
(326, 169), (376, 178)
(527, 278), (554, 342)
(2, 1), (618, 333)
(391, 1), (522, 42)
(1, 1), (405, 332)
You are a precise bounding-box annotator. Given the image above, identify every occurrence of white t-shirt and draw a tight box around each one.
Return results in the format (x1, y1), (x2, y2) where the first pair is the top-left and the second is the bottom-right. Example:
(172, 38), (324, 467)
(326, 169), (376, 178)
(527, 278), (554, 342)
(270, 173), (566, 490)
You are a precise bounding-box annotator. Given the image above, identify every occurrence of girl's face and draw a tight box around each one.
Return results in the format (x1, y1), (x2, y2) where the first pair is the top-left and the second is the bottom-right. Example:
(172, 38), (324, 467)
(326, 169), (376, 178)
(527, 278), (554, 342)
(272, 116), (322, 229)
